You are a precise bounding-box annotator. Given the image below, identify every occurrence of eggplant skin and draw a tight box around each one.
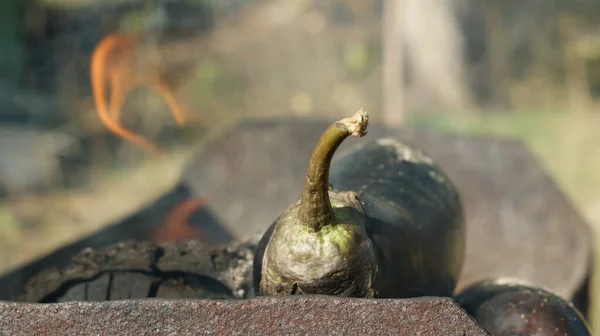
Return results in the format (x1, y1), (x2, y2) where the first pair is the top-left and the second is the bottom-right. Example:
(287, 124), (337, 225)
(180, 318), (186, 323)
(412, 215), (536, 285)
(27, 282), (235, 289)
(455, 278), (592, 336)
(328, 138), (465, 298)
(253, 138), (465, 298)
(252, 218), (277, 296)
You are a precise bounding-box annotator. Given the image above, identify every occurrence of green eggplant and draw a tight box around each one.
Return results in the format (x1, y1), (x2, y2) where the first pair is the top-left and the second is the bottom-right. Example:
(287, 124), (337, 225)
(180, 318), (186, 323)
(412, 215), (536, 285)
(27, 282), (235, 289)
(253, 109), (465, 298)
(455, 278), (592, 335)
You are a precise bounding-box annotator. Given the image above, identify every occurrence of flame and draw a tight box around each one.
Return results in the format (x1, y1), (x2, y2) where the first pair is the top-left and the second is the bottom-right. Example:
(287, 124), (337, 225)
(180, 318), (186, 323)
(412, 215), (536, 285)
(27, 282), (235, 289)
(91, 33), (214, 243)
(90, 33), (186, 153)
(152, 198), (206, 242)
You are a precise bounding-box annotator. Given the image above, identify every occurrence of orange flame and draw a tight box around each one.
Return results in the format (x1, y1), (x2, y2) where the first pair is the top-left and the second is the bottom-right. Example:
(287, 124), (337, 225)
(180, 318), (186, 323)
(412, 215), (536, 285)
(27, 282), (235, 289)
(91, 33), (213, 242)
(152, 198), (206, 242)
(90, 33), (186, 153)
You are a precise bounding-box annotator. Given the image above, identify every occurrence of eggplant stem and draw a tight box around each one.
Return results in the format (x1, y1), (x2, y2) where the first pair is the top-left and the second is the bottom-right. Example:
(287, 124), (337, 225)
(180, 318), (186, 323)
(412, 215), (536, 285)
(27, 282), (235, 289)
(299, 109), (369, 231)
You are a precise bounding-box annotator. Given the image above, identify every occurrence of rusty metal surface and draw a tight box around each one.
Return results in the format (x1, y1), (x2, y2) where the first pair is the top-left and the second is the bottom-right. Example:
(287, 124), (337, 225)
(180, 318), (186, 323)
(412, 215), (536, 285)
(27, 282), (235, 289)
(0, 296), (488, 336)
(182, 118), (592, 300)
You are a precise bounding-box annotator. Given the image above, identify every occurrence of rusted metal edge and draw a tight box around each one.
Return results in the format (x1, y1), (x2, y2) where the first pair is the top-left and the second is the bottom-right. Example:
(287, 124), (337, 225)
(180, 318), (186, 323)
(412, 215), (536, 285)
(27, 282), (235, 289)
(0, 296), (489, 336)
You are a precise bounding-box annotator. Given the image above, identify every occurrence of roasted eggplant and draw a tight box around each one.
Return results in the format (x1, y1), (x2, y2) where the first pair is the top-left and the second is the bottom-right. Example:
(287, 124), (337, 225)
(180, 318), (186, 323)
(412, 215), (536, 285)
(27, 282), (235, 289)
(455, 277), (593, 335)
(253, 109), (465, 298)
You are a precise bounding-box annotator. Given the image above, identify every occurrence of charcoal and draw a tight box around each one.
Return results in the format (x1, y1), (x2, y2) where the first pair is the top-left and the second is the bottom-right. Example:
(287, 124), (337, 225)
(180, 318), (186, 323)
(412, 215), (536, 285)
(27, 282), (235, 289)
(19, 237), (259, 303)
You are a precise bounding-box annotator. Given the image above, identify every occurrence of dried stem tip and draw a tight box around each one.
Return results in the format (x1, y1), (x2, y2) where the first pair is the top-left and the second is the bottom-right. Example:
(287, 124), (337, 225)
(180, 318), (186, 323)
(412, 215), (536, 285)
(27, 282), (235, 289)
(341, 108), (369, 137)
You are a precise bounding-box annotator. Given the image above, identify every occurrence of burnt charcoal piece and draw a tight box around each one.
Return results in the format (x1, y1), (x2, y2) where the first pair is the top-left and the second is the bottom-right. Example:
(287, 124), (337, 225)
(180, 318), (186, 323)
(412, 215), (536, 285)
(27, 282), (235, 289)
(455, 278), (592, 335)
(18, 237), (258, 303)
(0, 183), (232, 301)
(0, 296), (489, 335)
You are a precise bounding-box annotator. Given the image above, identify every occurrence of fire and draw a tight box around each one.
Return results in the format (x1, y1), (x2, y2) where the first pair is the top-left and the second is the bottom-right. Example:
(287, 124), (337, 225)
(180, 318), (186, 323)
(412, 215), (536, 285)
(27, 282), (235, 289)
(152, 198), (206, 242)
(90, 32), (207, 242)
(90, 33), (186, 153)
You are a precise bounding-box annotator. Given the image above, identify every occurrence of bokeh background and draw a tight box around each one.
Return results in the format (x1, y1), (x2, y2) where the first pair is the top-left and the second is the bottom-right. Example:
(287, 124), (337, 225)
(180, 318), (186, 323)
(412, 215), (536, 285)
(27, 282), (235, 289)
(0, 0), (599, 326)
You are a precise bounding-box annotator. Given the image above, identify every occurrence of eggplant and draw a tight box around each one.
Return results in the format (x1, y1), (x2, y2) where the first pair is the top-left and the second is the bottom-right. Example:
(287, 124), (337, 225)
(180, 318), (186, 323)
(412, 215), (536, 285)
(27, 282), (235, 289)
(455, 278), (593, 336)
(253, 110), (465, 298)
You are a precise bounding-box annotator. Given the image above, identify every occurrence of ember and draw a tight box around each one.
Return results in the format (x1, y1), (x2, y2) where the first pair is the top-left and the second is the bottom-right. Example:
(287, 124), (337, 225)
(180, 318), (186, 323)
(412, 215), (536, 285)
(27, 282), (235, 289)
(151, 198), (207, 242)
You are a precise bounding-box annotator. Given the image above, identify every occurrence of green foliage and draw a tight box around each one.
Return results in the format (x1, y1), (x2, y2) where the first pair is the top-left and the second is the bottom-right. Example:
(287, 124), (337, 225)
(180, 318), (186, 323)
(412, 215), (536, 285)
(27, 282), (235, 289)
(0, 1), (24, 85)
(193, 58), (220, 102)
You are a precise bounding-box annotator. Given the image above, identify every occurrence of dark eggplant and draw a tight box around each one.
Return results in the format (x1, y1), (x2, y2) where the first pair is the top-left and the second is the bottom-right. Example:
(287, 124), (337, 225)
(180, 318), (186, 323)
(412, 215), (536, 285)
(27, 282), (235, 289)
(455, 277), (593, 336)
(253, 109), (465, 298)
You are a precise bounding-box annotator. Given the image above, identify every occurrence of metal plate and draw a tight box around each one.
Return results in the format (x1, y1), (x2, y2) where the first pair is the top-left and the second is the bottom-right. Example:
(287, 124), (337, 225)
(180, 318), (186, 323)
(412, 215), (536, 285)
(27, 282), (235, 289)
(0, 296), (488, 336)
